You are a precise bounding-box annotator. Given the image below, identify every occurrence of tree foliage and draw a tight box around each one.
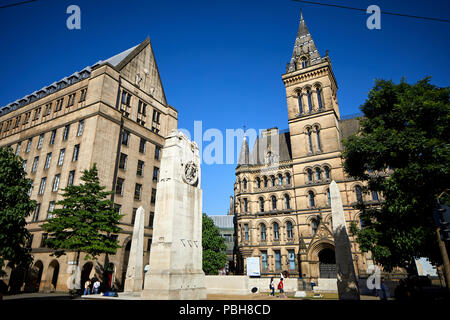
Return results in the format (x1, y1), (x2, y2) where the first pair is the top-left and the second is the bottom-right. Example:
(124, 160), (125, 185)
(343, 77), (450, 273)
(0, 147), (36, 275)
(41, 164), (123, 262)
(202, 214), (227, 275)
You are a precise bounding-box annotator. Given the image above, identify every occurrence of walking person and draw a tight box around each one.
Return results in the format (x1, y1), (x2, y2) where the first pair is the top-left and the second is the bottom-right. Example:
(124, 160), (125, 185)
(269, 277), (275, 296)
(93, 279), (101, 294)
(83, 280), (91, 296)
(277, 278), (287, 298)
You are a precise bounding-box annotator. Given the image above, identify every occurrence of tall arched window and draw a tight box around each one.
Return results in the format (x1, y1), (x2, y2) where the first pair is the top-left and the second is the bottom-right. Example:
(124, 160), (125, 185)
(311, 218), (318, 236)
(317, 86), (323, 110)
(260, 224), (267, 241)
(263, 176), (268, 188)
(271, 196), (277, 210)
(278, 174), (283, 186)
(298, 91), (303, 114)
(315, 126), (322, 152)
(308, 191), (315, 207)
(259, 197), (264, 212)
(315, 167), (322, 180)
(286, 172), (291, 185)
(286, 221), (293, 239)
(307, 169), (313, 182)
(327, 188), (331, 206)
(307, 128), (313, 153)
(284, 194), (291, 209)
(256, 177), (261, 188)
(270, 175), (276, 187)
(273, 222), (280, 240)
(307, 89), (313, 112)
(243, 178), (247, 190)
(355, 185), (363, 202)
(324, 166), (331, 180)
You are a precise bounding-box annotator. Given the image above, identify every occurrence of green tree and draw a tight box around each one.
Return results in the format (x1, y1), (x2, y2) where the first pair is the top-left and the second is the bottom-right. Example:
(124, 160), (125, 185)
(342, 78), (450, 274)
(41, 164), (123, 269)
(202, 214), (227, 275)
(0, 147), (36, 276)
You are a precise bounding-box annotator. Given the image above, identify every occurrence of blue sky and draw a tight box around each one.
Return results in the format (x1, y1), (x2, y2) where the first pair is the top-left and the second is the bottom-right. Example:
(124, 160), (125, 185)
(1, 0), (449, 215)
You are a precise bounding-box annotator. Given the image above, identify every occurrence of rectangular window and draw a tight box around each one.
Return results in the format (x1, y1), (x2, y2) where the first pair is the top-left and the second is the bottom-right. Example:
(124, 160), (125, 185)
(44, 103), (52, 116)
(275, 250), (281, 270)
(151, 188), (157, 203)
(67, 93), (75, 107)
(152, 167), (159, 182)
(58, 148), (65, 166)
(33, 107), (41, 120)
(288, 250), (296, 271)
(155, 145), (161, 160)
(115, 178), (124, 195)
(55, 98), (64, 111)
(39, 177), (47, 195)
(113, 203), (122, 214)
(23, 160), (27, 171)
(63, 124), (70, 140)
(24, 112), (31, 124)
(138, 100), (147, 115)
(52, 174), (60, 192)
(119, 153), (128, 170)
(13, 115), (21, 128)
(261, 251), (268, 270)
(121, 130), (130, 146)
(32, 203), (41, 222)
(77, 120), (84, 136)
(47, 201), (55, 219)
(152, 110), (161, 123)
(5, 119), (12, 131)
(41, 233), (48, 247)
(243, 198), (248, 212)
(67, 170), (75, 186)
(151, 126), (160, 134)
(121, 90), (131, 106)
(50, 129), (56, 145)
(72, 144), (80, 162)
(15, 142), (21, 156)
(131, 208), (138, 225)
(26, 138), (32, 153)
(139, 138), (146, 153)
(149, 212), (154, 228)
(44, 152), (52, 169)
(134, 183), (142, 200)
(79, 88), (87, 102)
(137, 160), (144, 176)
(32, 156), (39, 173)
(244, 224), (249, 241)
(37, 134), (44, 149)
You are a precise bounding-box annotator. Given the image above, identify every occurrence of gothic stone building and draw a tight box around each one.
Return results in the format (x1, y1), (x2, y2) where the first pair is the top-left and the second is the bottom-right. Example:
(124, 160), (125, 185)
(233, 14), (379, 283)
(0, 38), (178, 293)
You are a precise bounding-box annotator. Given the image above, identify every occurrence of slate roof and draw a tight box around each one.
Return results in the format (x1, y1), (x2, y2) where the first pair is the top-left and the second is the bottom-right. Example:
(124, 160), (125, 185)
(209, 215), (235, 229)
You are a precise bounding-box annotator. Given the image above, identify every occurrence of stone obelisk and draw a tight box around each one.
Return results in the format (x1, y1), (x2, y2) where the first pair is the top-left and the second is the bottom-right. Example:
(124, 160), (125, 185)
(124, 206), (145, 294)
(330, 180), (360, 300)
(141, 130), (206, 300)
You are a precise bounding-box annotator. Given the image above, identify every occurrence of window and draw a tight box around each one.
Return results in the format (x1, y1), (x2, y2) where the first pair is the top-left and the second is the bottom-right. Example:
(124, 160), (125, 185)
(26, 234), (34, 248)
(155, 145), (161, 160)
(113, 204), (122, 214)
(77, 120), (84, 136)
(26, 138), (32, 152)
(63, 124), (70, 140)
(371, 191), (379, 201)
(41, 233), (48, 247)
(263, 176), (268, 188)
(256, 177), (261, 188)
(115, 178), (124, 195)
(32, 156), (39, 173)
(286, 221), (293, 239)
(355, 186), (363, 202)
(151, 126), (160, 134)
(288, 250), (296, 270)
(260, 224), (266, 241)
(273, 222), (279, 240)
(119, 153), (128, 170)
(122, 130), (130, 146)
(138, 100), (147, 115)
(271, 196), (277, 210)
(47, 201), (55, 219)
(315, 126), (322, 152)
(153, 167), (159, 182)
(23, 160), (27, 171)
(149, 212), (154, 228)
(307, 128), (313, 153)
(37, 134), (44, 149)
(243, 198), (248, 212)
(244, 224), (249, 241)
(315, 167), (322, 180)
(284, 194), (290, 209)
(58, 148), (65, 166)
(137, 160), (144, 176)
(33, 107), (41, 120)
(286, 173), (291, 185)
(67, 93), (75, 107)
(327, 188), (331, 206)
(151, 188), (157, 203)
(317, 87), (323, 110)
(298, 92), (303, 114)
(52, 174), (60, 192)
(311, 218), (318, 236)
(271, 176), (276, 187)
(259, 197), (264, 212)
(307, 90), (313, 112)
(72, 144), (80, 162)
(131, 208), (137, 225)
(324, 166), (331, 180)
(121, 90), (131, 106)
(55, 98), (64, 111)
(243, 179), (247, 190)
(308, 191), (316, 207)
(44, 103), (52, 116)
(39, 177), (47, 195)
(44, 152), (52, 169)
(139, 138), (146, 154)
(13, 115), (21, 128)
(152, 110), (161, 123)
(32, 203), (41, 222)
(261, 250), (268, 270)
(68, 170), (75, 186)
(278, 174), (283, 186)
(15, 142), (21, 156)
(24, 112), (31, 124)
(301, 57), (308, 68)
(307, 169), (313, 182)
(50, 129), (56, 145)
(275, 250), (281, 270)
(79, 88), (87, 102)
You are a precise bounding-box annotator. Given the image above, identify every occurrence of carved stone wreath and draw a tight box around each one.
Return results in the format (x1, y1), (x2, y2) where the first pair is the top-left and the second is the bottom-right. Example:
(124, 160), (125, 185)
(183, 161), (199, 186)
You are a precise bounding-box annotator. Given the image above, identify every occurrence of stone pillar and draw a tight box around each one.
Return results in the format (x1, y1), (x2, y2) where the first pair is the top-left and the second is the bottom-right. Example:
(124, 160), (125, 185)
(124, 206), (145, 293)
(330, 180), (360, 300)
(141, 130), (206, 300)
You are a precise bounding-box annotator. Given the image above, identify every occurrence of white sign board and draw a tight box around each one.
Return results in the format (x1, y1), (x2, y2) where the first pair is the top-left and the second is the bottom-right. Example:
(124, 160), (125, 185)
(246, 257), (260, 277)
(415, 257), (438, 277)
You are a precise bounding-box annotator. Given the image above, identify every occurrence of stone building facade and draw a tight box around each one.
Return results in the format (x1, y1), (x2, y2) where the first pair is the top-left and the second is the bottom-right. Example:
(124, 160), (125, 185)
(0, 38), (178, 293)
(233, 14), (378, 284)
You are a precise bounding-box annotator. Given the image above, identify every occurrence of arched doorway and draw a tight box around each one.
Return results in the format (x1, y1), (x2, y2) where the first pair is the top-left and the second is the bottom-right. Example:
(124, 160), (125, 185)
(45, 260), (60, 292)
(81, 262), (93, 293)
(25, 260), (44, 292)
(318, 248), (337, 279)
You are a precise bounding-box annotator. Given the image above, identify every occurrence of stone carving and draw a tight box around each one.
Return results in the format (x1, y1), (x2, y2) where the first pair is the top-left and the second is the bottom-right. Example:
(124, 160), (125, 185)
(183, 161), (198, 186)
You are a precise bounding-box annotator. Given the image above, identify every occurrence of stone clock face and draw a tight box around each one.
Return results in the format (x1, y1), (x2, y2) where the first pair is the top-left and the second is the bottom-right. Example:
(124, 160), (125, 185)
(183, 161), (199, 186)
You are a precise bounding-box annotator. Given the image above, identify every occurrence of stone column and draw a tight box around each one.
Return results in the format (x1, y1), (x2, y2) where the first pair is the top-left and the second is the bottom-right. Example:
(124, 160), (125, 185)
(330, 180), (360, 300)
(124, 206), (145, 294)
(141, 130), (206, 300)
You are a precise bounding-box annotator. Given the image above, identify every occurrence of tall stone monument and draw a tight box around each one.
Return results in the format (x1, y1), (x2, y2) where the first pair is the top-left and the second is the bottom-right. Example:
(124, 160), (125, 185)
(141, 130), (206, 300)
(124, 206), (145, 294)
(330, 180), (360, 300)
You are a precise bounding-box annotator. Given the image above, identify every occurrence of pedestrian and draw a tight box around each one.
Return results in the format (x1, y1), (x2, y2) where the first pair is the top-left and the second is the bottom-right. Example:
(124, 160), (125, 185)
(277, 278), (287, 298)
(310, 279), (316, 291)
(83, 280), (91, 296)
(269, 277), (275, 296)
(376, 278), (389, 301)
(93, 279), (101, 294)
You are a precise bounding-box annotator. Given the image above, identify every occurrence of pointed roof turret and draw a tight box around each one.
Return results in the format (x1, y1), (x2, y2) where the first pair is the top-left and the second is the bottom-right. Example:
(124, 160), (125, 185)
(237, 135), (250, 166)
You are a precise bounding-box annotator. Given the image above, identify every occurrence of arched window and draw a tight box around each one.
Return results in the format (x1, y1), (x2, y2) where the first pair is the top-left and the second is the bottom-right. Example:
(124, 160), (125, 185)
(286, 172), (291, 185)
(306, 128), (313, 153)
(270, 175), (276, 187)
(284, 194), (291, 209)
(256, 177), (261, 188)
(307, 89), (313, 112)
(355, 185), (363, 202)
(315, 167), (322, 180)
(263, 176), (268, 188)
(307, 169), (313, 182)
(273, 222), (280, 240)
(317, 86), (323, 110)
(271, 196), (277, 210)
(298, 92), (303, 114)
(286, 221), (293, 239)
(327, 188), (331, 206)
(315, 126), (322, 152)
(308, 191), (315, 207)
(301, 57), (308, 68)
(259, 197), (264, 212)
(324, 166), (331, 179)
(278, 174), (283, 186)
(243, 178), (247, 190)
(260, 224), (267, 241)
(311, 218), (318, 236)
